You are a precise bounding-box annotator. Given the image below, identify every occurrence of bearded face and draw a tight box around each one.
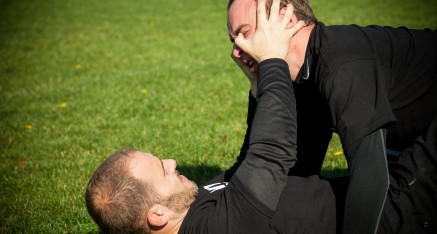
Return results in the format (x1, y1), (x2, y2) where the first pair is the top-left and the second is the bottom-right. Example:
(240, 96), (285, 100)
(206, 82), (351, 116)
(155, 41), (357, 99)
(160, 181), (198, 213)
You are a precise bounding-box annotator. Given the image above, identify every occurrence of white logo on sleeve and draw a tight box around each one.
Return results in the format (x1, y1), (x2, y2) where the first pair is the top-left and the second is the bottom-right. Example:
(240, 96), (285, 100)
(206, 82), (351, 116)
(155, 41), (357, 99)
(203, 182), (229, 193)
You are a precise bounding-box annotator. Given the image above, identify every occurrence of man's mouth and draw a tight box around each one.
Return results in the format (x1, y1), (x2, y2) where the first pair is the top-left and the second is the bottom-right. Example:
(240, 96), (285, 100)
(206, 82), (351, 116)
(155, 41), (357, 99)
(248, 60), (258, 73)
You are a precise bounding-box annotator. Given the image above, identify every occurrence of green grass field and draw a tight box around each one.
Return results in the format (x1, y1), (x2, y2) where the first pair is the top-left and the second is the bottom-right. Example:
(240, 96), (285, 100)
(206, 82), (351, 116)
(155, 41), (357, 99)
(1, 0), (436, 232)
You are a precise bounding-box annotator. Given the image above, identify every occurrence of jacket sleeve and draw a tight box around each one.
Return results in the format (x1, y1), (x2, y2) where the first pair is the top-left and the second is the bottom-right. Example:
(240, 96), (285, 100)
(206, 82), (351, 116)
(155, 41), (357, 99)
(342, 129), (390, 234)
(225, 91), (257, 181)
(233, 58), (298, 212)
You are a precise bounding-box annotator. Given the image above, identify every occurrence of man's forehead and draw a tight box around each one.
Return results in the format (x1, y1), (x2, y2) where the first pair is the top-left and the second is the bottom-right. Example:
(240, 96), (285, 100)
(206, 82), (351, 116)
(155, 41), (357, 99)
(228, 0), (256, 18)
(134, 152), (161, 166)
(129, 152), (158, 176)
(228, 0), (257, 32)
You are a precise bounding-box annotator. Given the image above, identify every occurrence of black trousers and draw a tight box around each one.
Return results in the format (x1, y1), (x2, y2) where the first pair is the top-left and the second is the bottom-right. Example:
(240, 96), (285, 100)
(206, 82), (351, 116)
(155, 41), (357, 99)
(379, 117), (437, 234)
(330, 117), (437, 234)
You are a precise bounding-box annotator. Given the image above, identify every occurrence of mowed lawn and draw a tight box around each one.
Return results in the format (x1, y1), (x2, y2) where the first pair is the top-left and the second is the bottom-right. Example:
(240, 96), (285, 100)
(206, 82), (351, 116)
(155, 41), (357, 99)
(0, 0), (435, 232)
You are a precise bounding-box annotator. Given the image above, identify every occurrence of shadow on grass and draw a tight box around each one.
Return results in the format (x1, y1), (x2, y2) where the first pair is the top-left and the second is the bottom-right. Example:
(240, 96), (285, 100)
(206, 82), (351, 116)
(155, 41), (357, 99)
(321, 167), (349, 179)
(179, 163), (349, 185)
(87, 231), (105, 234)
(178, 163), (349, 185)
(177, 164), (224, 185)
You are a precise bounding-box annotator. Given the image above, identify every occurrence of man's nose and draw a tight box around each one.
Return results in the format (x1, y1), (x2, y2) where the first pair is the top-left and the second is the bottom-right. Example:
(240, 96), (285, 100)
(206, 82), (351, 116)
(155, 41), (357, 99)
(231, 44), (242, 58)
(163, 159), (177, 173)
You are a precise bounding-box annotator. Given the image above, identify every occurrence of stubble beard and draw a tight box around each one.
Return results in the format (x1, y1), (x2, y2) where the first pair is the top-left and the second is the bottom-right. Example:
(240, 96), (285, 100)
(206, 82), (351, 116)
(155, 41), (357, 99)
(162, 181), (198, 214)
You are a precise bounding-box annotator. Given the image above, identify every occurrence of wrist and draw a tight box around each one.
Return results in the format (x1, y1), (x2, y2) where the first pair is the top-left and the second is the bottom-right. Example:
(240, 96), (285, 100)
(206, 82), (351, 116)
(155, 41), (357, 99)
(259, 55), (285, 63)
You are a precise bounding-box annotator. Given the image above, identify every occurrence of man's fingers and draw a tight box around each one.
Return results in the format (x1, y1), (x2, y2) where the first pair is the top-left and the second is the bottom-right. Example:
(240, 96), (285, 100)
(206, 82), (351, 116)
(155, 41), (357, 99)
(257, 0), (267, 23)
(234, 33), (248, 53)
(270, 0), (281, 22)
(289, 20), (306, 36)
(281, 4), (295, 28)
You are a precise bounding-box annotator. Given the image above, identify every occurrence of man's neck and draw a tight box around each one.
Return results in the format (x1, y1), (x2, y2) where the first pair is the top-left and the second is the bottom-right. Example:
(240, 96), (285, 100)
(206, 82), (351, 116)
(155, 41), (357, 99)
(287, 23), (315, 81)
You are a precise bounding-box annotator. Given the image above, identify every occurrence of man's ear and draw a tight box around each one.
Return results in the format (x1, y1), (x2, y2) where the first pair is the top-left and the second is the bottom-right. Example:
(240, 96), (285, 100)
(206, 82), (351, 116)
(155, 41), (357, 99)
(147, 204), (171, 228)
(279, 7), (299, 29)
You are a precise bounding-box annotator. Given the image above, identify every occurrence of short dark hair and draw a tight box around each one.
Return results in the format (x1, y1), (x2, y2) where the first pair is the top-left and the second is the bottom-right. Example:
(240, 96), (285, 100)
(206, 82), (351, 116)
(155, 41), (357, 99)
(85, 149), (161, 234)
(228, 0), (317, 25)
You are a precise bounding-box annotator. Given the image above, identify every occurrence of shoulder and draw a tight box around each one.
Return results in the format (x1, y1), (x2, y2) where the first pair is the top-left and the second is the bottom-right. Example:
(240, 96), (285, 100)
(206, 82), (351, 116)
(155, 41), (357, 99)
(180, 176), (272, 234)
(317, 24), (377, 69)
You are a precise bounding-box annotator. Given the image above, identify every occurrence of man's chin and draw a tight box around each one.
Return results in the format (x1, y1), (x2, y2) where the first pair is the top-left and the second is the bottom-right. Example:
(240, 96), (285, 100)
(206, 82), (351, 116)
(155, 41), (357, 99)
(164, 184), (198, 214)
(188, 181), (199, 195)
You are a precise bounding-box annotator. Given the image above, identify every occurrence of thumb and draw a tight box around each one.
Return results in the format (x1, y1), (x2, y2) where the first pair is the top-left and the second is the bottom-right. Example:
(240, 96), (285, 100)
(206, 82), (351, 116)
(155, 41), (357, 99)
(234, 33), (250, 56)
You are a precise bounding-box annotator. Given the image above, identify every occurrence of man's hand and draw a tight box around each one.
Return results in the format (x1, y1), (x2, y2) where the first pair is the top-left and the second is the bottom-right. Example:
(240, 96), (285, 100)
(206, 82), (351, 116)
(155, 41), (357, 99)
(235, 0), (305, 62)
(232, 55), (258, 97)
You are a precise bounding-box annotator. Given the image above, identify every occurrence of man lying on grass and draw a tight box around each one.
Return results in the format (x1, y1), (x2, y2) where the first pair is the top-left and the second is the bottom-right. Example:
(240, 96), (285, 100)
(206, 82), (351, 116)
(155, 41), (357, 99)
(85, 1), (337, 233)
